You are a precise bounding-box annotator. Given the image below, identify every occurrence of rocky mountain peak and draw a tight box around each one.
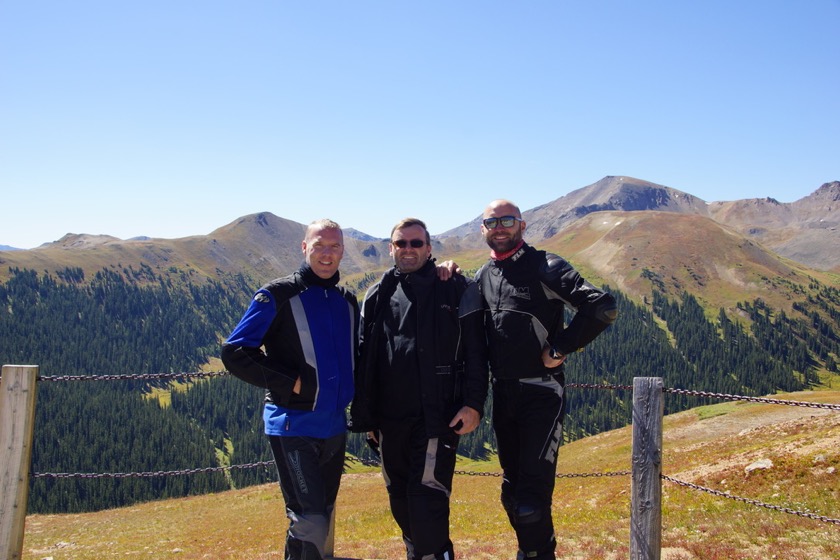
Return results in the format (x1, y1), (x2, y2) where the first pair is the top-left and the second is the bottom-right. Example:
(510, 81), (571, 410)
(517, 176), (709, 242)
(812, 181), (840, 201)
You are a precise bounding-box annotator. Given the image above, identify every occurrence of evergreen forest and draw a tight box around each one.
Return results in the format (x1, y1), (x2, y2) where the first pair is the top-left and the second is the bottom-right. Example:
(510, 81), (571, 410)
(0, 264), (837, 514)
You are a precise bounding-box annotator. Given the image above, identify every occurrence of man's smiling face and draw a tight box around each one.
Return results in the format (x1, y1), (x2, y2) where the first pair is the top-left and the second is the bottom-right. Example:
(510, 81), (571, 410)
(481, 201), (524, 253)
(302, 226), (344, 279)
(390, 224), (431, 273)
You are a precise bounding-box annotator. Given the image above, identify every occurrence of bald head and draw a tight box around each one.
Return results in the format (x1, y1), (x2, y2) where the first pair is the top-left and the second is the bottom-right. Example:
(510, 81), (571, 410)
(483, 199), (521, 219)
(481, 199), (525, 253)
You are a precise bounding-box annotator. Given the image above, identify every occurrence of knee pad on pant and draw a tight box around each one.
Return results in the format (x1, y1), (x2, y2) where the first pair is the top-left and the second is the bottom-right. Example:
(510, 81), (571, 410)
(514, 503), (544, 526)
(286, 510), (329, 558)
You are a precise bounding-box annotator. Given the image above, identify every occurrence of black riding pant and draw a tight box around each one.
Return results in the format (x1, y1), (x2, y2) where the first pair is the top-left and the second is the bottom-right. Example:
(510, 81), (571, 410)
(269, 432), (346, 560)
(492, 376), (565, 560)
(379, 417), (458, 560)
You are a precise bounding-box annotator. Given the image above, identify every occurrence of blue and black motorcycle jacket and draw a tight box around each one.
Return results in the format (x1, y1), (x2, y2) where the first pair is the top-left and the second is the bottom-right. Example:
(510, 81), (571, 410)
(221, 264), (359, 416)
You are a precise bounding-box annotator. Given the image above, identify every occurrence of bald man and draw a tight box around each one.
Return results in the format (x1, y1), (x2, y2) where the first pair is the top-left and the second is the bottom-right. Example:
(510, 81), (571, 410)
(476, 199), (618, 560)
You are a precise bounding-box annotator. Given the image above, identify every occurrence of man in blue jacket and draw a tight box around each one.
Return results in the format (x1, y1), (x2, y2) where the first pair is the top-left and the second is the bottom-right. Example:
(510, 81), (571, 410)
(221, 218), (358, 560)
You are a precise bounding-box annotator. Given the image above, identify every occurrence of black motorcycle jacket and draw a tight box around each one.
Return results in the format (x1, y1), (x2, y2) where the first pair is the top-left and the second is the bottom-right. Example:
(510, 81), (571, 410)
(350, 261), (488, 437)
(476, 243), (617, 380)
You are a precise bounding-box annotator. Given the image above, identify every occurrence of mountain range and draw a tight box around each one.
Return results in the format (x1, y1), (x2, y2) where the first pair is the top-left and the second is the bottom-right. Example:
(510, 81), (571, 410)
(436, 176), (839, 268)
(1, 176), (837, 310)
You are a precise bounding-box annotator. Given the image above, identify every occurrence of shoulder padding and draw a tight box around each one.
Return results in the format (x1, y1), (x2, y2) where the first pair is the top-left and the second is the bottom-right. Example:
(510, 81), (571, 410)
(539, 252), (571, 283)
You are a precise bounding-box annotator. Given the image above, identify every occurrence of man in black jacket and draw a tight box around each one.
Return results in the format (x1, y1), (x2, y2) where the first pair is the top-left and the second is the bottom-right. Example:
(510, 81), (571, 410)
(350, 217), (488, 560)
(476, 199), (618, 560)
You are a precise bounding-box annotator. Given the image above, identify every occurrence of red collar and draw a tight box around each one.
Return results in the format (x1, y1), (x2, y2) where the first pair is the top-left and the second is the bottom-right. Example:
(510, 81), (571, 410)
(491, 240), (525, 261)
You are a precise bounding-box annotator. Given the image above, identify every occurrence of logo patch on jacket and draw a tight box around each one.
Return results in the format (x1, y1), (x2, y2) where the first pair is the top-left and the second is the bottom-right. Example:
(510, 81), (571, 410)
(514, 287), (531, 300)
(254, 292), (270, 303)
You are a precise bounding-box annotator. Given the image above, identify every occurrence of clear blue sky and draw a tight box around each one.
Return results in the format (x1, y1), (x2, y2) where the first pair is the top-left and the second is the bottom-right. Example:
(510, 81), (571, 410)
(2, 1), (838, 249)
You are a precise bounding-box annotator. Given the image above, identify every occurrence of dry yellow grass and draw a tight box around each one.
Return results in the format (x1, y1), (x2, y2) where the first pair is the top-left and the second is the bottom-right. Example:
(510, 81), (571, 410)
(21, 391), (840, 559)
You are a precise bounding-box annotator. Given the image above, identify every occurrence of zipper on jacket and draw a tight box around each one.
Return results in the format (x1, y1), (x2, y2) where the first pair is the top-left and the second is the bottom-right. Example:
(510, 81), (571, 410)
(494, 267), (504, 312)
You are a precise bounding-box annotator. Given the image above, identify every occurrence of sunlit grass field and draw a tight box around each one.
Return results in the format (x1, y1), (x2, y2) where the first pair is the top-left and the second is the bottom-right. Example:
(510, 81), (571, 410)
(21, 391), (840, 559)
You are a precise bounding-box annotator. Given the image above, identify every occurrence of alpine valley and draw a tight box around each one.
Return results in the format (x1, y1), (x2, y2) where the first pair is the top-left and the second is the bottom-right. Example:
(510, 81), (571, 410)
(1, 175), (837, 514)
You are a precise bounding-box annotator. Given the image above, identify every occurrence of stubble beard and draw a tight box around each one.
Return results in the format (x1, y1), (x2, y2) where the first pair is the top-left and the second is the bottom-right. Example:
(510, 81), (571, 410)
(396, 254), (424, 274)
(486, 230), (521, 253)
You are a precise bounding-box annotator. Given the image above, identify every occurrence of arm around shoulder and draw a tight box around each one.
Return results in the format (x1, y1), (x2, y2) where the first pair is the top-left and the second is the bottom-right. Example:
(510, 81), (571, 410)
(458, 281), (489, 415)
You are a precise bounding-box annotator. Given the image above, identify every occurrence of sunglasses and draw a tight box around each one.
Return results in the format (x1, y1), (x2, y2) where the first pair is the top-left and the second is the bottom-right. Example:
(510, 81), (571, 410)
(392, 239), (426, 249)
(482, 216), (520, 229)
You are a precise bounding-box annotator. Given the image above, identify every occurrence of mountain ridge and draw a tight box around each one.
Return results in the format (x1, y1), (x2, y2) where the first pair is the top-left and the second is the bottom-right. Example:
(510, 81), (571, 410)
(0, 177), (836, 296)
(437, 176), (839, 272)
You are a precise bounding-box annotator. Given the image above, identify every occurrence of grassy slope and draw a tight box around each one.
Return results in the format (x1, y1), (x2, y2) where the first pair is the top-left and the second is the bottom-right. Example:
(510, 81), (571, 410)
(539, 211), (840, 316)
(21, 390), (839, 560)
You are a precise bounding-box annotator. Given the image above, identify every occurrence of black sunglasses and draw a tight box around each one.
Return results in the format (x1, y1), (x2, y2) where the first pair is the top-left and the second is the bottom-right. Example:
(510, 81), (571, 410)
(482, 216), (520, 229)
(392, 239), (426, 249)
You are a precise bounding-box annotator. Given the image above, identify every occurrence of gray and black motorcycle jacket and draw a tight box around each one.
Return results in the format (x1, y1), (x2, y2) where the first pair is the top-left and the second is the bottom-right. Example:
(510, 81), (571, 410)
(475, 243), (618, 380)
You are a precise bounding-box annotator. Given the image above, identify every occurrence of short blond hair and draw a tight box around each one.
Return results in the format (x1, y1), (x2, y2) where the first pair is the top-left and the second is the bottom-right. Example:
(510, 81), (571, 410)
(305, 219), (343, 241)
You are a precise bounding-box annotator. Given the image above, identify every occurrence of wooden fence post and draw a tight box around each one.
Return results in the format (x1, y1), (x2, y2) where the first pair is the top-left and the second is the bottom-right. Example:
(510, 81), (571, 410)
(630, 376), (663, 560)
(0, 365), (39, 560)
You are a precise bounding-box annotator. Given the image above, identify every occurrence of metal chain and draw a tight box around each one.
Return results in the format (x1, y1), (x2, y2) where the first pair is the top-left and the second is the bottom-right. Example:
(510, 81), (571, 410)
(31, 461), (275, 479)
(566, 382), (634, 391)
(36, 370), (229, 382)
(662, 475), (840, 525)
(663, 387), (840, 410)
(344, 456), (630, 479)
(29, 370), (840, 412)
(344, 456), (381, 468)
(558, 470), (632, 479)
(454, 469), (632, 479)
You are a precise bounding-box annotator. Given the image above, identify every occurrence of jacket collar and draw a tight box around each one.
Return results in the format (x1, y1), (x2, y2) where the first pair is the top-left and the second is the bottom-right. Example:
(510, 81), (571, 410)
(493, 242), (529, 265)
(299, 263), (340, 288)
(393, 258), (436, 283)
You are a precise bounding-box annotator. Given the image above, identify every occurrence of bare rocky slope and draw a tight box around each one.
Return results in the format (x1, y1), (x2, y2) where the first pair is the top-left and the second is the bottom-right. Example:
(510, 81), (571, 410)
(708, 180), (840, 271)
(438, 176), (839, 272)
